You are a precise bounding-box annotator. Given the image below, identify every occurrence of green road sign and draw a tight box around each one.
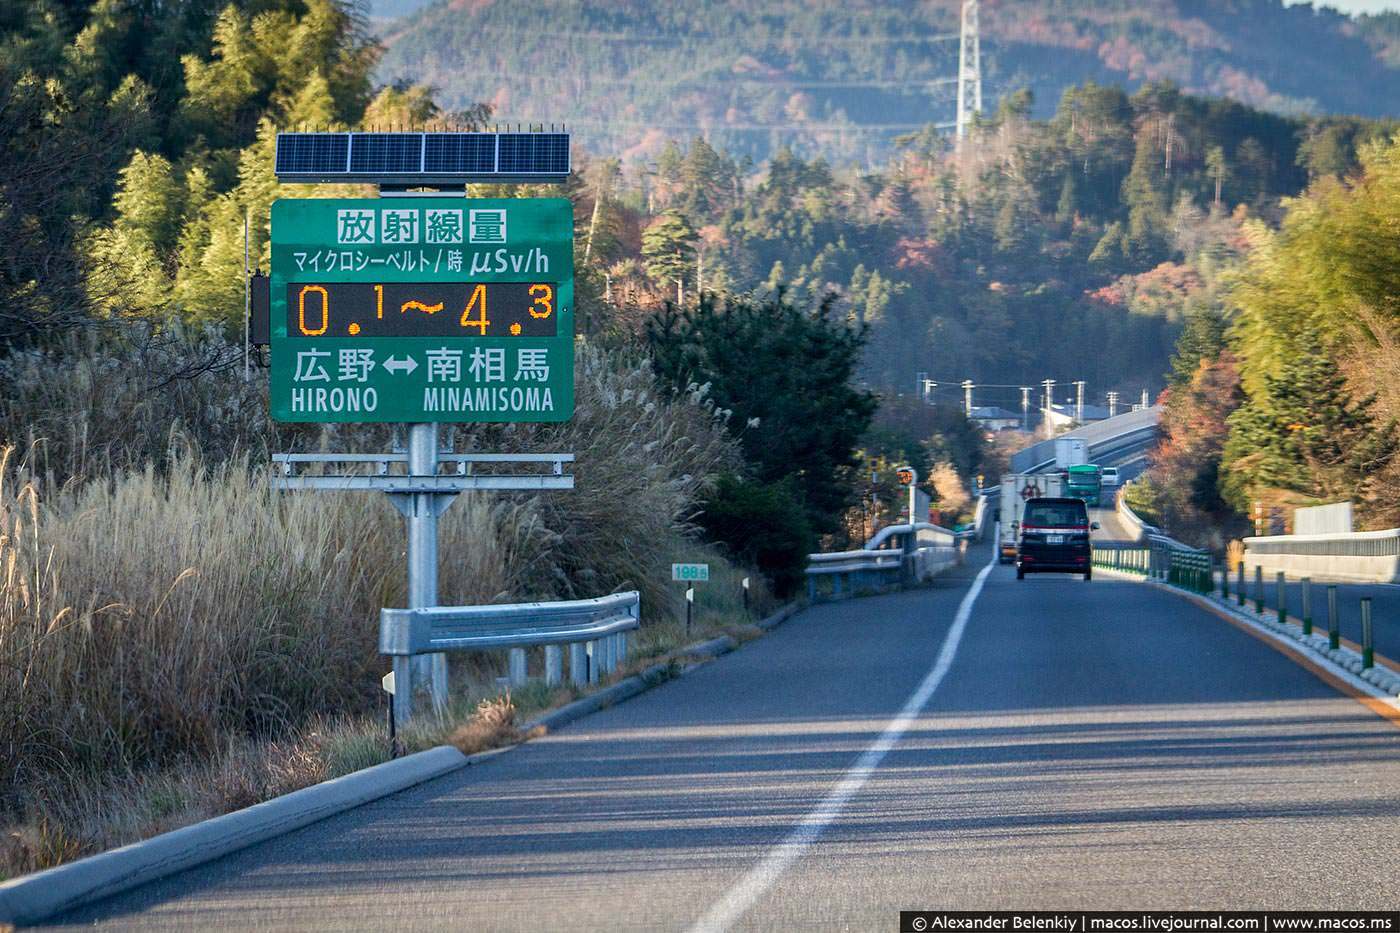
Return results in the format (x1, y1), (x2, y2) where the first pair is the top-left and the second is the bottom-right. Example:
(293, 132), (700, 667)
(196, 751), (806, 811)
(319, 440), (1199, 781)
(270, 197), (573, 423)
(671, 563), (710, 582)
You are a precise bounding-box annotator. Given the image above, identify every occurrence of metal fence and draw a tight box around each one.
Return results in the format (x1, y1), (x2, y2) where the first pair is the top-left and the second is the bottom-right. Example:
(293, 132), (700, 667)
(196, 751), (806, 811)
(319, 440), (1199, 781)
(1094, 533), (1213, 594)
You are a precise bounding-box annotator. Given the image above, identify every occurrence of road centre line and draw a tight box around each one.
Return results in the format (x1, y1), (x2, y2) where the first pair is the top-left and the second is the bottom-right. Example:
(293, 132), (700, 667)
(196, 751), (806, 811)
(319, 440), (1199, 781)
(689, 551), (998, 933)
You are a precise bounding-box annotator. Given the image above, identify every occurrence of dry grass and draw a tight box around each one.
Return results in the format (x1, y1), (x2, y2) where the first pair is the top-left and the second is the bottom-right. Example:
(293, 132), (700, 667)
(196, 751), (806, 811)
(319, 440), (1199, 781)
(0, 340), (761, 881)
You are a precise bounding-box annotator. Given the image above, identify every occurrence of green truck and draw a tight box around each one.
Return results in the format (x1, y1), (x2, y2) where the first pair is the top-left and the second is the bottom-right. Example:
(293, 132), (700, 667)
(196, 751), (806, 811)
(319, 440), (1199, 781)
(1065, 463), (1103, 507)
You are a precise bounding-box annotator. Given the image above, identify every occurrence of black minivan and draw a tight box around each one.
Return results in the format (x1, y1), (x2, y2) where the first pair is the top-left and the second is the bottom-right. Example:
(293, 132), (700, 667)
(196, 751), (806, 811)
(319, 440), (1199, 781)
(1015, 497), (1099, 581)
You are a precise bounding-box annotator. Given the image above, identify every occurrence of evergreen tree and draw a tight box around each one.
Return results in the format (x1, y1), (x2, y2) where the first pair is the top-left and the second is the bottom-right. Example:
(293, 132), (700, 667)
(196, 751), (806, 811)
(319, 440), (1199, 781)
(641, 210), (698, 290)
(645, 289), (877, 538)
(1222, 329), (1395, 509)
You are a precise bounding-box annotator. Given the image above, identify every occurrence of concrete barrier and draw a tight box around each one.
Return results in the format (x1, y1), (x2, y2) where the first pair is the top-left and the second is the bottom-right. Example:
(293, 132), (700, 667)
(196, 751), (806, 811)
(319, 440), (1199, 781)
(1243, 529), (1400, 584)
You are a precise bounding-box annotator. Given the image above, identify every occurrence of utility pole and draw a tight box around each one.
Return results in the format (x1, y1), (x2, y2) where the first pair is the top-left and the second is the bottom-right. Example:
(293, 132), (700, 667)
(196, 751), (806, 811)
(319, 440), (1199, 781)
(924, 379), (936, 405)
(1041, 379), (1055, 416)
(956, 1), (982, 140)
(1106, 390), (1119, 418)
(1074, 380), (1085, 424)
(917, 371), (929, 401)
(1020, 386), (1031, 432)
(962, 379), (975, 417)
(1141, 387), (1149, 408)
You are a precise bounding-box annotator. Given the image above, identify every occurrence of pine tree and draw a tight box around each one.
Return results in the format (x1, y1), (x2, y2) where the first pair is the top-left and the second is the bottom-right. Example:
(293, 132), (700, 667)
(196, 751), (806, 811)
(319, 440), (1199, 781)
(641, 210), (698, 291)
(1222, 329), (1395, 509)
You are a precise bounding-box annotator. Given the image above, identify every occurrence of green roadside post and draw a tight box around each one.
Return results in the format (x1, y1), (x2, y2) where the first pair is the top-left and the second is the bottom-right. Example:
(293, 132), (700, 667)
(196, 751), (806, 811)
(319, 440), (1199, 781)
(1236, 561), (1245, 607)
(1220, 559), (1229, 600)
(1327, 585), (1340, 650)
(1361, 598), (1374, 669)
(1276, 571), (1287, 625)
(1300, 577), (1312, 635)
(1254, 565), (1264, 615)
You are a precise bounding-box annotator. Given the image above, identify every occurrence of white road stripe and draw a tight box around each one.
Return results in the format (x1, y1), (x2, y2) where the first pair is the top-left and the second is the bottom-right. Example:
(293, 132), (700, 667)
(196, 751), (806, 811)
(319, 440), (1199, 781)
(690, 551), (998, 933)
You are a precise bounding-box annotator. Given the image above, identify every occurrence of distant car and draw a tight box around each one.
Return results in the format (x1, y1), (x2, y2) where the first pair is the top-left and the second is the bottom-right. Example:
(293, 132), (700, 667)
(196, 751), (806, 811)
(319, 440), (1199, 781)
(1101, 466), (1120, 486)
(1015, 497), (1099, 581)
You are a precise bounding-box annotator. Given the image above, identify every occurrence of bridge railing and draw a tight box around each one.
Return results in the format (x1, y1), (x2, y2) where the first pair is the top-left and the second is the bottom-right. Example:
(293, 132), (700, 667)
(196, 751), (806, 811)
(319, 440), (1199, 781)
(1241, 529), (1400, 584)
(1094, 532), (1212, 594)
(1115, 481), (1158, 540)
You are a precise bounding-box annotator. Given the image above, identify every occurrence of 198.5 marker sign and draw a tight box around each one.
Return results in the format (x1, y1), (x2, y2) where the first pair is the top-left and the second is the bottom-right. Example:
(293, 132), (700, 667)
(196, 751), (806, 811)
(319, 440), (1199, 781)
(269, 197), (573, 423)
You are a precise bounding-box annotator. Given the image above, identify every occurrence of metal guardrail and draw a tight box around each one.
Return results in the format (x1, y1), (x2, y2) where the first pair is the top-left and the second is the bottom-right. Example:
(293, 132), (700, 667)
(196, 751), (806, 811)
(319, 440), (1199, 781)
(803, 506), (971, 602)
(863, 521), (958, 550)
(380, 592), (640, 725)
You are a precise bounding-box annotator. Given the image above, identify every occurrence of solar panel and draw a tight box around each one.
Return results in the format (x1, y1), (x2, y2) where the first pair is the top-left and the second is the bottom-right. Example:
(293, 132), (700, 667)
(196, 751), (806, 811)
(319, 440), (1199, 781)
(274, 131), (569, 183)
(424, 133), (496, 174)
(349, 134), (423, 174)
(275, 133), (349, 176)
(498, 133), (570, 175)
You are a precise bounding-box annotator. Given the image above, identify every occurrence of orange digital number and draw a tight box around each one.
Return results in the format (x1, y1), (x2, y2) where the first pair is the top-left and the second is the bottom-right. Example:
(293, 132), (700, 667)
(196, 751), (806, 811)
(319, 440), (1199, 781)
(528, 284), (554, 319)
(374, 284), (384, 319)
(298, 285), (329, 336)
(460, 284), (489, 335)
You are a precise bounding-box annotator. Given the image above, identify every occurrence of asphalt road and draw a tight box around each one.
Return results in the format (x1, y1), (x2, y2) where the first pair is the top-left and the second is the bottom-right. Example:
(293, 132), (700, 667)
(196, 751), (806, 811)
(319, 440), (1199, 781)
(47, 540), (1400, 929)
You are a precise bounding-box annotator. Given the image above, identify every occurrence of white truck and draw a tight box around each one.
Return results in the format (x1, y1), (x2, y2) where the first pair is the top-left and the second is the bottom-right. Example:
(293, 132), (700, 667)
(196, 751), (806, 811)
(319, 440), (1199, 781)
(998, 472), (1067, 563)
(1054, 437), (1088, 469)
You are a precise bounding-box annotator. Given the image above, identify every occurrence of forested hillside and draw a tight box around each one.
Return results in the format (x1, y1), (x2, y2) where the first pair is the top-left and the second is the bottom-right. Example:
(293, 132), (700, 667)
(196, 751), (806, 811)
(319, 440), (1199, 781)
(574, 82), (1396, 399)
(377, 0), (1400, 165)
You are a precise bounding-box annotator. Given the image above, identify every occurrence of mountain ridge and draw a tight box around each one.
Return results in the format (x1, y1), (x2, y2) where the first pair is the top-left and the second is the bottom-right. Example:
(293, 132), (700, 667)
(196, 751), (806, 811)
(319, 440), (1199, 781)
(374, 0), (1400, 165)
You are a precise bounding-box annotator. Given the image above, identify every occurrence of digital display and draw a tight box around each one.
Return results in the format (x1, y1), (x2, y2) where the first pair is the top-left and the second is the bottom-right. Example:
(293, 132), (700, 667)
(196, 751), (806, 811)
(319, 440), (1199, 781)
(286, 282), (558, 338)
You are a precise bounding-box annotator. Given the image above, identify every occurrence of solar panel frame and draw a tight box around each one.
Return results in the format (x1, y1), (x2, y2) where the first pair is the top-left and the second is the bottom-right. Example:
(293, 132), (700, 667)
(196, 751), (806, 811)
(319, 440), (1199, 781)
(274, 131), (570, 183)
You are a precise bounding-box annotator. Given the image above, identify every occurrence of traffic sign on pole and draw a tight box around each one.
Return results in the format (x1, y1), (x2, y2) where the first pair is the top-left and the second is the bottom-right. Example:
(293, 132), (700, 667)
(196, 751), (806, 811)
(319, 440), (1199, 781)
(269, 196), (574, 423)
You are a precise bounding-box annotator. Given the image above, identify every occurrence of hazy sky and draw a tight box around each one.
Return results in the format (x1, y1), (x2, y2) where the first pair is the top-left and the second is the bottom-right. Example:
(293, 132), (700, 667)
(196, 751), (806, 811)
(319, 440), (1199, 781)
(1289, 0), (1400, 12)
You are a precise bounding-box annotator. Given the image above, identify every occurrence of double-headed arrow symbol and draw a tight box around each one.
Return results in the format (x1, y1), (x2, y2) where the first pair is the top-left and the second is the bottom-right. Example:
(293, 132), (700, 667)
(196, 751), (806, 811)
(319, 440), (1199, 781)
(383, 355), (417, 375)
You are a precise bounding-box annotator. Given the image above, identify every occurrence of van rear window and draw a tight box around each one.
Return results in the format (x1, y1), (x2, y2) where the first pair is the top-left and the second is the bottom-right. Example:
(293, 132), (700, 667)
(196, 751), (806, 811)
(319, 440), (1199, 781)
(1023, 502), (1088, 527)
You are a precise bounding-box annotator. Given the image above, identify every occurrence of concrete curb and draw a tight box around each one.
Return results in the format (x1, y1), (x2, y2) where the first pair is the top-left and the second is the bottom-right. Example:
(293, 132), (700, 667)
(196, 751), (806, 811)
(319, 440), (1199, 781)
(756, 602), (802, 632)
(0, 745), (469, 927)
(0, 601), (804, 927)
(1097, 566), (1400, 708)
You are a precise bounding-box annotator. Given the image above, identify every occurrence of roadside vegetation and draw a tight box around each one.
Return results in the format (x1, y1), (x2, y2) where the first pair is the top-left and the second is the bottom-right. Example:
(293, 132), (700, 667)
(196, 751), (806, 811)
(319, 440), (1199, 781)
(1134, 136), (1400, 547)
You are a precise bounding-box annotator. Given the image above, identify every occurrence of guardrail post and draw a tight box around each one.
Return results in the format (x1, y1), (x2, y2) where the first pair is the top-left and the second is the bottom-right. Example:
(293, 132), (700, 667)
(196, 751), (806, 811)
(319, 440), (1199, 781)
(570, 642), (588, 687)
(1275, 571), (1288, 625)
(392, 655), (414, 730)
(586, 641), (599, 684)
(1327, 585), (1339, 651)
(509, 647), (527, 687)
(617, 632), (629, 667)
(1254, 565), (1264, 614)
(1361, 598), (1374, 669)
(1236, 561), (1245, 607)
(1300, 578), (1312, 636)
(544, 645), (563, 686)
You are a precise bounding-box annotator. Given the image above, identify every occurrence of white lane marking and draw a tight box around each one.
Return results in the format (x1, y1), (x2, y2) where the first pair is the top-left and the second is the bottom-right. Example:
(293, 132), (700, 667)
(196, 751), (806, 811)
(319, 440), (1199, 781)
(690, 551), (998, 933)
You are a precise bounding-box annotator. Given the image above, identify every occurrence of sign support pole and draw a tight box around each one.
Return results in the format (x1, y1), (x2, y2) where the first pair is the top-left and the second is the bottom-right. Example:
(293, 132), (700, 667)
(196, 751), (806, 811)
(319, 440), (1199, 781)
(406, 422), (448, 713)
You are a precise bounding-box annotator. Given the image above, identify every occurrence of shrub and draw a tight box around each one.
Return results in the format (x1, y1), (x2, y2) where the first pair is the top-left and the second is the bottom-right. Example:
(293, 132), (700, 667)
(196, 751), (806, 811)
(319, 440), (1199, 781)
(698, 473), (814, 598)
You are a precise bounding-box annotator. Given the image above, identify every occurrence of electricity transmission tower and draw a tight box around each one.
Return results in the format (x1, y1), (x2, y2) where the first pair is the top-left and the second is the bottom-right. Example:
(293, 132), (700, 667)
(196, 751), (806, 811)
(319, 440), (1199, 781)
(956, 0), (982, 140)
